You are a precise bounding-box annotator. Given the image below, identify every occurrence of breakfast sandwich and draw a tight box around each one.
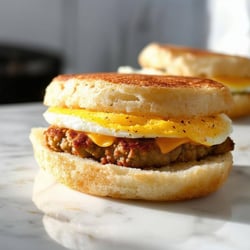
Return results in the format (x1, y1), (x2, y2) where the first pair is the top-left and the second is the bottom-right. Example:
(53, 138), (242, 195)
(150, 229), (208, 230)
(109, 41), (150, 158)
(30, 73), (234, 201)
(138, 43), (250, 119)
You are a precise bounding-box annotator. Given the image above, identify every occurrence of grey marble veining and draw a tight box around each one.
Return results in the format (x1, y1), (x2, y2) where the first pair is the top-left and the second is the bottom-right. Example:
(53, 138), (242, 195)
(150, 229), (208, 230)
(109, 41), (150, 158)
(1, 103), (250, 250)
(0, 103), (62, 250)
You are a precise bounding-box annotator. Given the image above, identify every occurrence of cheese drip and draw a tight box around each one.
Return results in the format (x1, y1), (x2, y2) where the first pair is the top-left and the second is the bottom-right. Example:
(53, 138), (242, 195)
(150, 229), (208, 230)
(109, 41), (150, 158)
(86, 132), (191, 154)
(86, 133), (115, 147)
(155, 137), (190, 154)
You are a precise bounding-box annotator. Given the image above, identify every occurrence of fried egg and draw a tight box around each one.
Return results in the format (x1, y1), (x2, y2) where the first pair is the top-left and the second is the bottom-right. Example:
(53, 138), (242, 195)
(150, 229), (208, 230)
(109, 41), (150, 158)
(44, 107), (232, 147)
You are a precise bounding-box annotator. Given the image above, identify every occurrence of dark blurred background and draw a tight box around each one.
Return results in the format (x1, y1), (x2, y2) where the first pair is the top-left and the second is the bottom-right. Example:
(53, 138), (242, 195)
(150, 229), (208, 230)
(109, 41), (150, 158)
(0, 0), (249, 103)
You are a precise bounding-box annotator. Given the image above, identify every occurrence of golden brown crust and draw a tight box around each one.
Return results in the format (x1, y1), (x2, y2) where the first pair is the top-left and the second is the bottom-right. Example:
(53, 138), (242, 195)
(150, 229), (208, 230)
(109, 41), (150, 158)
(138, 43), (250, 77)
(44, 73), (233, 117)
(30, 128), (233, 201)
(54, 73), (224, 89)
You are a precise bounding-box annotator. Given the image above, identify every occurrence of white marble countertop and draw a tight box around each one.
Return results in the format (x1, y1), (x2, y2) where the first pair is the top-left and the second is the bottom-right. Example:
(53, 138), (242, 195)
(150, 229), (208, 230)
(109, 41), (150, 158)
(1, 102), (250, 250)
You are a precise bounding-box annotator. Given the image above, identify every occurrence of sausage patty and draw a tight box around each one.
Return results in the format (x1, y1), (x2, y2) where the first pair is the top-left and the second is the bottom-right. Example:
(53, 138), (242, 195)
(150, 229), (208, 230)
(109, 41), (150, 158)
(44, 126), (234, 169)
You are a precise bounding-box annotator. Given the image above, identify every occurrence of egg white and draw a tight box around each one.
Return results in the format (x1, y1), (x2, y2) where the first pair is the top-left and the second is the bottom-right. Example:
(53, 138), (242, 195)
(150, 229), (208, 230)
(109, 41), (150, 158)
(44, 111), (134, 138)
(44, 110), (232, 146)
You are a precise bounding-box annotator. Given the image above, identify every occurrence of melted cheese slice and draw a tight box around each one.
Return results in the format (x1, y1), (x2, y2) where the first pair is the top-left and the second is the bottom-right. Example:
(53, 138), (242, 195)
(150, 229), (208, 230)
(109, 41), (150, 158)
(44, 107), (232, 149)
(86, 132), (115, 147)
(85, 132), (190, 154)
(155, 137), (190, 154)
(212, 76), (250, 92)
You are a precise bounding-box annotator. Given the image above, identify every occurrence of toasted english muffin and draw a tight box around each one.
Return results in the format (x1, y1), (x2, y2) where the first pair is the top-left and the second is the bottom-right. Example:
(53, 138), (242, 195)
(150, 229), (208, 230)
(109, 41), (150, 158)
(30, 73), (234, 201)
(44, 73), (232, 117)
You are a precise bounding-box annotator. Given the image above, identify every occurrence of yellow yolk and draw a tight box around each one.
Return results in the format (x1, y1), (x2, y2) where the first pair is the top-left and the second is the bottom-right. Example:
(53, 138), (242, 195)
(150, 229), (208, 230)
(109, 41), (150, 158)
(45, 107), (231, 149)
(212, 76), (250, 91)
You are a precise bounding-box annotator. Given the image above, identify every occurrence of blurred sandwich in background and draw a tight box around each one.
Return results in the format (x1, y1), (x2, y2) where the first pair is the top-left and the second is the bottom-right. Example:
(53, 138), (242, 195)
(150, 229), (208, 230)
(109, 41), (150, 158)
(138, 43), (250, 119)
(119, 43), (250, 119)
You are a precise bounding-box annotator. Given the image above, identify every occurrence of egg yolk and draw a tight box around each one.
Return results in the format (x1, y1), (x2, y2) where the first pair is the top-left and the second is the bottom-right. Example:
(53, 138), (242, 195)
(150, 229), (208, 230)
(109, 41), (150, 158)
(47, 107), (231, 147)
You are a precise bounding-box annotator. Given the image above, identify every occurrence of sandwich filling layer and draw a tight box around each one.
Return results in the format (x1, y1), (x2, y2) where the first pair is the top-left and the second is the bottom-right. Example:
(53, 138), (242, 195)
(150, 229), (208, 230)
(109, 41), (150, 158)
(44, 126), (233, 169)
(44, 107), (232, 146)
(43, 107), (234, 169)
